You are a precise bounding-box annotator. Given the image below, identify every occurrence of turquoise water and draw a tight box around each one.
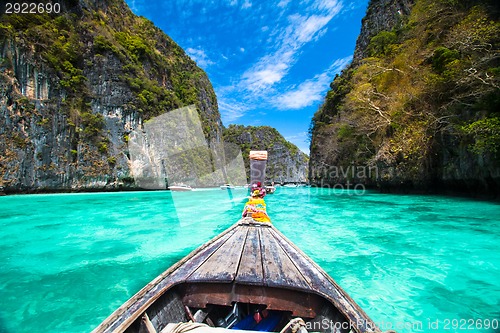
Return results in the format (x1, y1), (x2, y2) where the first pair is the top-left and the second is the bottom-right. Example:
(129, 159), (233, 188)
(0, 188), (498, 333)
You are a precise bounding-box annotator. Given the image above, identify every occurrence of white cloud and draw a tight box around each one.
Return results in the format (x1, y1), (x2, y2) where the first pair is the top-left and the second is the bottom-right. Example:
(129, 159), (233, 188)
(241, 62), (288, 92)
(274, 56), (351, 110)
(241, 0), (252, 9)
(126, 0), (146, 14)
(186, 47), (214, 68)
(277, 0), (291, 8)
(240, 47), (245, 53)
(128, 0), (137, 12)
(293, 14), (332, 43)
(314, 0), (343, 11)
(285, 132), (308, 141)
(212, 0), (348, 125)
(218, 99), (249, 123)
(237, 0), (343, 93)
(275, 81), (324, 109)
(286, 132), (310, 152)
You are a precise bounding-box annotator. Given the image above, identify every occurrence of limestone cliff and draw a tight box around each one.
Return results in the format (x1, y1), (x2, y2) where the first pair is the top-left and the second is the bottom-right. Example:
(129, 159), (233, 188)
(223, 125), (309, 183)
(0, 0), (221, 192)
(309, 0), (500, 197)
(353, 0), (414, 64)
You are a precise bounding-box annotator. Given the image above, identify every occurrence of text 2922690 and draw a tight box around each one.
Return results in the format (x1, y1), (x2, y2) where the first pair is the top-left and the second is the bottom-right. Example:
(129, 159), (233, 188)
(4, 2), (61, 14)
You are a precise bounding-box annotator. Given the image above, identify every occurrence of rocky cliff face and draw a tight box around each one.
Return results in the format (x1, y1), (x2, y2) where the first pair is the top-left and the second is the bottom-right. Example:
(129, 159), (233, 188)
(353, 0), (415, 63)
(223, 125), (309, 183)
(0, 0), (221, 193)
(309, 0), (500, 197)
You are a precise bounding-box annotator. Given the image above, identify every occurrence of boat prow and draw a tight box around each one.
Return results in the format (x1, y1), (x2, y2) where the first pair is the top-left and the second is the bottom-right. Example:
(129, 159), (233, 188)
(93, 219), (381, 333)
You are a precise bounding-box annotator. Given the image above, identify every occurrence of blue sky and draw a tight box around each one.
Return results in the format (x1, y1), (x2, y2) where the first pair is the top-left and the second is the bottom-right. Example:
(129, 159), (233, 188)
(124, 0), (369, 154)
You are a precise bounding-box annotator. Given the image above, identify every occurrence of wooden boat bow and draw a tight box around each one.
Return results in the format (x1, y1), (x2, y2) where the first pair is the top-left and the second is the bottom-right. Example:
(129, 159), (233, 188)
(93, 219), (381, 333)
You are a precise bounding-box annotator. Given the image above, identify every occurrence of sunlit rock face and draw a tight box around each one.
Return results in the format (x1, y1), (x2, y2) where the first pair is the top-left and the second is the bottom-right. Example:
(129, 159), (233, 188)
(0, 0), (221, 193)
(309, 0), (500, 197)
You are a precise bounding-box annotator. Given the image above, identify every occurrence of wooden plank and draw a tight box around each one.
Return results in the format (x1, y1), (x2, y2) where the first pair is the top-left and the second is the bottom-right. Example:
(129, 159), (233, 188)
(117, 228), (240, 326)
(259, 227), (310, 290)
(93, 225), (240, 333)
(267, 229), (320, 289)
(182, 283), (322, 318)
(235, 225), (264, 284)
(187, 226), (249, 282)
(167, 227), (238, 283)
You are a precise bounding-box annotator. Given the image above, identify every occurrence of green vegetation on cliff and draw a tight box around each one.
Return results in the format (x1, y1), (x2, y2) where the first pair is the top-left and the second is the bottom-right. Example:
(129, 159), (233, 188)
(310, 0), (499, 194)
(0, 2), (216, 122)
(0, 0), (220, 192)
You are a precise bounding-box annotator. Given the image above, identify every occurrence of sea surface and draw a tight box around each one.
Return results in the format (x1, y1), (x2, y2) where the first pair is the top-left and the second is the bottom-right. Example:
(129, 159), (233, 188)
(0, 188), (498, 333)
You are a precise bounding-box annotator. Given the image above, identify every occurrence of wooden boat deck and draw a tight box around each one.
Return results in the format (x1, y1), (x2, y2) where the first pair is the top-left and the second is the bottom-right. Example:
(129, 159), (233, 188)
(183, 219), (311, 289)
(94, 219), (377, 333)
(175, 219), (370, 326)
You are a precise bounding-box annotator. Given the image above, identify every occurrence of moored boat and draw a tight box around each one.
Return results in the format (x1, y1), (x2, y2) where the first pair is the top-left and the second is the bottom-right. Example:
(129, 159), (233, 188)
(92, 219), (383, 333)
(265, 186), (276, 194)
(168, 184), (193, 192)
(220, 184), (236, 190)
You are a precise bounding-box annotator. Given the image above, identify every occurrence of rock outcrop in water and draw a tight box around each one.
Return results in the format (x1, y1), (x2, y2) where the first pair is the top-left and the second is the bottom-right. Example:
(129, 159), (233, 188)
(309, 0), (500, 197)
(223, 125), (309, 183)
(0, 0), (221, 193)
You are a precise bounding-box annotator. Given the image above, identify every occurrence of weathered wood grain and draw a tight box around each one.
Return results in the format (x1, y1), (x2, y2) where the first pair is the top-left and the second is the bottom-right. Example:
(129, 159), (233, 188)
(168, 228), (238, 283)
(93, 220), (382, 333)
(187, 226), (249, 282)
(235, 225), (264, 284)
(93, 225), (240, 333)
(259, 227), (310, 290)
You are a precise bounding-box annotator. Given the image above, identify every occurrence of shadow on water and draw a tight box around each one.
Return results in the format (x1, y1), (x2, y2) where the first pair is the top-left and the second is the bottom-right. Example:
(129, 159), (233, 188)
(0, 315), (10, 333)
(226, 188), (235, 204)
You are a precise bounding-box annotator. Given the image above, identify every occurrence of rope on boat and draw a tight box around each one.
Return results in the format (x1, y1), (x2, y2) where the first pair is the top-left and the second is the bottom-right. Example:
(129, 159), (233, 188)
(142, 313), (158, 333)
(279, 318), (306, 333)
(158, 319), (312, 333)
(160, 321), (211, 333)
(141, 315), (208, 333)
